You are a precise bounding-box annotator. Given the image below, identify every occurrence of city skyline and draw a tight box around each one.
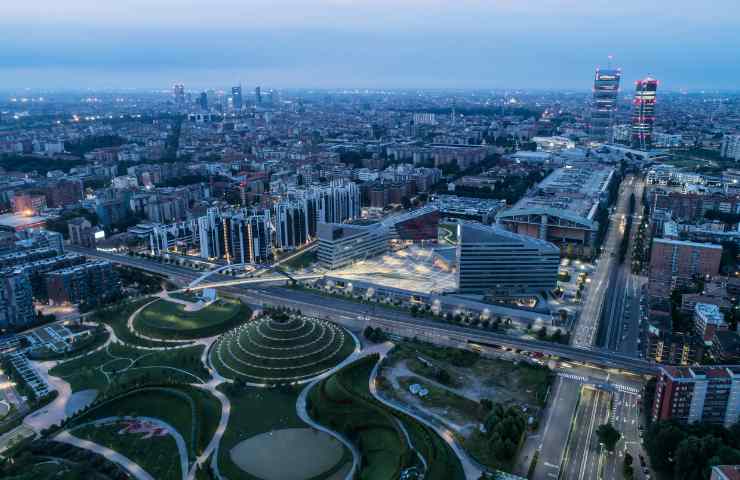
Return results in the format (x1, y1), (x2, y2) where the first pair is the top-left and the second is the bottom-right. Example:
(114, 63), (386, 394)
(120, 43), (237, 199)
(2, 0), (739, 90)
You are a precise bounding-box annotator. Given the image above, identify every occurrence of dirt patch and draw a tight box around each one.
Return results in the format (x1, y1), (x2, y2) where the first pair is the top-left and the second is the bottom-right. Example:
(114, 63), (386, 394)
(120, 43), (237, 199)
(229, 427), (344, 480)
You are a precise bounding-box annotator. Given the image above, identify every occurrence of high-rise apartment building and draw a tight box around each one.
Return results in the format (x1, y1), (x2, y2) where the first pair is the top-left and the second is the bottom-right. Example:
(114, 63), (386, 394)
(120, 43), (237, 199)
(0, 269), (35, 329)
(631, 77), (658, 150)
(45, 260), (121, 307)
(652, 366), (740, 427)
(275, 201), (309, 251)
(457, 222), (560, 298)
(232, 85), (243, 110)
(720, 134), (740, 162)
(590, 67), (621, 142)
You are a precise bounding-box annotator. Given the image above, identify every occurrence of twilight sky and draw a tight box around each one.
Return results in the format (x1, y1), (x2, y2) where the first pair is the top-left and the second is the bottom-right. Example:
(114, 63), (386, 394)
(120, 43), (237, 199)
(1, 0), (739, 91)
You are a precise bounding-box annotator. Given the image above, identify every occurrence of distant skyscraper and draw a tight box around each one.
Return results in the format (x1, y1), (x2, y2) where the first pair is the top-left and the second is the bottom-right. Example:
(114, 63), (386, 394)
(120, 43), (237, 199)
(255, 86), (262, 105)
(198, 92), (208, 111)
(232, 85), (243, 110)
(631, 77), (659, 150)
(173, 84), (185, 104)
(590, 67), (621, 142)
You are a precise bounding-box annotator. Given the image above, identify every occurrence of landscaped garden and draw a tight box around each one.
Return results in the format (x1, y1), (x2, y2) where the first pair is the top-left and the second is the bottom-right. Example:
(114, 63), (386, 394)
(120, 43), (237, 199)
(211, 312), (356, 385)
(307, 354), (465, 480)
(61, 384), (220, 480)
(133, 296), (249, 340)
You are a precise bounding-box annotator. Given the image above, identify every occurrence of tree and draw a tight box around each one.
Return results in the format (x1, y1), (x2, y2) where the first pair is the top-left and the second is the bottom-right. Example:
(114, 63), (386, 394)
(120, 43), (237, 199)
(596, 423), (621, 451)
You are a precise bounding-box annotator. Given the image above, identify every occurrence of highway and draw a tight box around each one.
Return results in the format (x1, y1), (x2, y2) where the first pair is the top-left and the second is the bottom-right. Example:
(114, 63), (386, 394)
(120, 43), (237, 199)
(603, 390), (649, 480)
(69, 246), (658, 375)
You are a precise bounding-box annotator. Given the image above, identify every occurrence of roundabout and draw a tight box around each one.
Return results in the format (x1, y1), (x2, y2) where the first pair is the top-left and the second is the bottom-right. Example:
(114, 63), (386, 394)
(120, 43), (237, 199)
(210, 314), (357, 385)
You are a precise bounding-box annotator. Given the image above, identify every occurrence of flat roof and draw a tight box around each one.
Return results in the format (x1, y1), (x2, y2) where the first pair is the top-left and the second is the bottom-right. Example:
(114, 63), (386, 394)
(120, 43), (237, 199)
(0, 213), (49, 229)
(654, 237), (723, 250)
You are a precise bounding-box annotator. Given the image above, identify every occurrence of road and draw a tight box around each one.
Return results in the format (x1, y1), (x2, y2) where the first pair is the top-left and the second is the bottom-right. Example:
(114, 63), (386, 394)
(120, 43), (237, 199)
(597, 175), (645, 354)
(527, 376), (581, 480)
(603, 389), (649, 480)
(69, 247), (658, 375)
(561, 386), (611, 480)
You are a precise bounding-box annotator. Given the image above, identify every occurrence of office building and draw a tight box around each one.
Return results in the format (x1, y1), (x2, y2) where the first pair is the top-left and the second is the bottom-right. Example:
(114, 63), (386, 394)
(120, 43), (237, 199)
(255, 86), (262, 105)
(631, 77), (659, 150)
(652, 366), (740, 427)
(317, 221), (389, 270)
(173, 83), (185, 104)
(431, 195), (506, 224)
(721, 135), (740, 162)
(0, 270), (35, 329)
(496, 166), (614, 257)
(45, 260), (121, 307)
(590, 67), (621, 142)
(198, 91), (208, 111)
(457, 222), (560, 298)
(232, 85), (243, 110)
(648, 238), (722, 302)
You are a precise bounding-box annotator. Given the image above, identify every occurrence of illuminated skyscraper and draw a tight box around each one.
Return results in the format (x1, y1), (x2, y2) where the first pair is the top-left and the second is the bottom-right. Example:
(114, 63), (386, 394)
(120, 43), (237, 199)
(590, 67), (621, 142)
(631, 77), (659, 150)
(231, 85), (243, 110)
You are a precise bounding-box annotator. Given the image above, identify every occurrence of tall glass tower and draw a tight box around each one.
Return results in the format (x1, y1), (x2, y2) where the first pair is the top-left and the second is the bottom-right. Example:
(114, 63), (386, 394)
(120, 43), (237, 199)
(590, 67), (621, 142)
(231, 85), (243, 110)
(631, 77), (658, 150)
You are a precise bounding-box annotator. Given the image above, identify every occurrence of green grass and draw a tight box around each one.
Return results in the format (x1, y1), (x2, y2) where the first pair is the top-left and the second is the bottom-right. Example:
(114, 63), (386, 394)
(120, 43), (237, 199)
(308, 355), (465, 480)
(91, 298), (193, 348)
(134, 298), (249, 339)
(73, 421), (182, 480)
(68, 384), (220, 460)
(49, 342), (209, 393)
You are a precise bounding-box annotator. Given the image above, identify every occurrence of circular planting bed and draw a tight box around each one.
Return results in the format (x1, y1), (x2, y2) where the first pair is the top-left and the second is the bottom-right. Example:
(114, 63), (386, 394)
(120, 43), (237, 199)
(211, 315), (356, 385)
(133, 297), (249, 339)
(229, 428), (344, 480)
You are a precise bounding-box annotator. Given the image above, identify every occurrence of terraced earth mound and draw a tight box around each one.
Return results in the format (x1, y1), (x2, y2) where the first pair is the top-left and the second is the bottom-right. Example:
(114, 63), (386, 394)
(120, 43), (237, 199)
(211, 315), (356, 385)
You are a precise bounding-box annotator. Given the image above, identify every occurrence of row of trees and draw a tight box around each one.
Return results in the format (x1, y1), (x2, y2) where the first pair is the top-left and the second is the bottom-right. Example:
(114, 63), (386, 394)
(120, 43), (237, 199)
(481, 404), (527, 466)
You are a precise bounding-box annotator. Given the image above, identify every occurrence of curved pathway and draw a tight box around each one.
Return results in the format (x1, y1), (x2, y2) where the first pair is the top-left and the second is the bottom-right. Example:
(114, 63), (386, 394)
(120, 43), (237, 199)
(56, 430), (155, 480)
(65, 415), (189, 480)
(368, 347), (486, 479)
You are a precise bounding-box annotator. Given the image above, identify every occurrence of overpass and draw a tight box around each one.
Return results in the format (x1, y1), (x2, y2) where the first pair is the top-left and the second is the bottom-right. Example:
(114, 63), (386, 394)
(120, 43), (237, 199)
(187, 261), (299, 289)
(186, 273), (324, 291)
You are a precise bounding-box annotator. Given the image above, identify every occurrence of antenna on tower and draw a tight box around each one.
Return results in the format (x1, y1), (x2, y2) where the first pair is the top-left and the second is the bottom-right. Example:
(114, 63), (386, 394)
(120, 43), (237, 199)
(607, 55), (614, 68)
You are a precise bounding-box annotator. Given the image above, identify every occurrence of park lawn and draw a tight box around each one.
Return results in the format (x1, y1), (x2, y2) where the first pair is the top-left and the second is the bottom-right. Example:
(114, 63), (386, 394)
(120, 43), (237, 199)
(138, 298), (242, 330)
(49, 342), (209, 393)
(92, 297), (193, 349)
(217, 384), (306, 480)
(73, 421), (182, 480)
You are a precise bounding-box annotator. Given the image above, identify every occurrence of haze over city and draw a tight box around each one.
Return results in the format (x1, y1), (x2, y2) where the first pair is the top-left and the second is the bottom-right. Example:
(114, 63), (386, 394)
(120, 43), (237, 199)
(2, 0), (740, 90)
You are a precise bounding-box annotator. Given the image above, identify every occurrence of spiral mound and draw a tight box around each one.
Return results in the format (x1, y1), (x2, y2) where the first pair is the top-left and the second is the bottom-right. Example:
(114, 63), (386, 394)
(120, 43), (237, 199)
(211, 316), (356, 385)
